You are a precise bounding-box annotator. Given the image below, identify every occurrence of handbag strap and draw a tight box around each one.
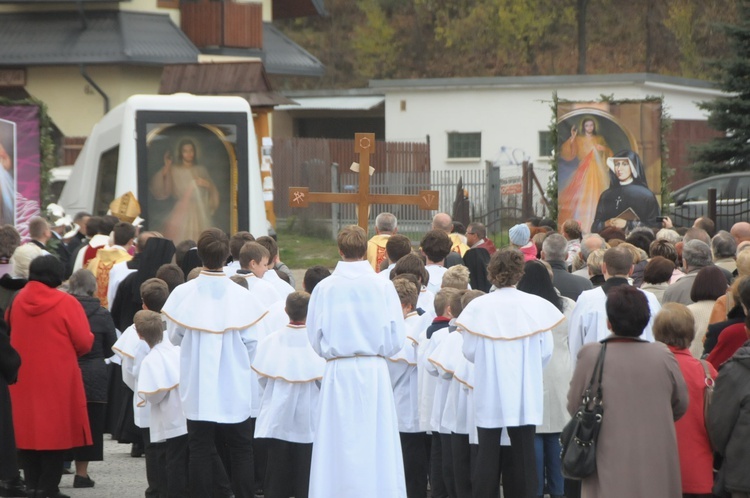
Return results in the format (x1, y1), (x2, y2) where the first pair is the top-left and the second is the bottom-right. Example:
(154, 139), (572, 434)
(582, 342), (608, 405)
(699, 359), (715, 388)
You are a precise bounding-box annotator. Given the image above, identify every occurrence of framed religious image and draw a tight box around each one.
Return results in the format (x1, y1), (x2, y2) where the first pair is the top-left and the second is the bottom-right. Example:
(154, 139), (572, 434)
(0, 119), (16, 225)
(135, 111), (249, 242)
(557, 102), (663, 234)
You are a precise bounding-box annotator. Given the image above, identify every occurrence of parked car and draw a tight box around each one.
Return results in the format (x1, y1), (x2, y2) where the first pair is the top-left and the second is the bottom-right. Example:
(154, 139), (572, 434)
(668, 172), (750, 231)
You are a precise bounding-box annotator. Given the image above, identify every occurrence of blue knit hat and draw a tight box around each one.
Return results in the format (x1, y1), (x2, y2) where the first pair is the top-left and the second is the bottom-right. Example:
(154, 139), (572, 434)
(509, 223), (530, 246)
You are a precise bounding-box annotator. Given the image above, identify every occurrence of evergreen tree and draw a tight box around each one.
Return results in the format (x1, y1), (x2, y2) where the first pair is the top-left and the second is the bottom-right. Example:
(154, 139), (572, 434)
(692, 0), (750, 177)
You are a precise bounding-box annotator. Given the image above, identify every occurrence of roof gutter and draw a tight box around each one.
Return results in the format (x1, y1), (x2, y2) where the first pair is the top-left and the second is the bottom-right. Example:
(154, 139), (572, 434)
(80, 65), (109, 115)
(76, 0), (87, 30)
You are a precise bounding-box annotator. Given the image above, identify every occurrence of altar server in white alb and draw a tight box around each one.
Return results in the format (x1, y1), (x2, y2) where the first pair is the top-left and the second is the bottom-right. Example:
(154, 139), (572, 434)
(456, 248), (564, 498)
(421, 230), (452, 294)
(252, 291), (325, 498)
(307, 225), (407, 498)
(429, 289), (484, 498)
(236, 241), (282, 309)
(568, 245), (660, 364)
(387, 277), (428, 498)
(256, 236), (295, 297)
(416, 287), (458, 498)
(135, 310), (188, 498)
(111, 278), (171, 497)
(164, 228), (269, 498)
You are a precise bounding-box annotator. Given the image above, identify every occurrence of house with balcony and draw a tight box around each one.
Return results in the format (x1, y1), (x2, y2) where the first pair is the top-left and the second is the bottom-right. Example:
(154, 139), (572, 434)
(0, 0), (324, 162)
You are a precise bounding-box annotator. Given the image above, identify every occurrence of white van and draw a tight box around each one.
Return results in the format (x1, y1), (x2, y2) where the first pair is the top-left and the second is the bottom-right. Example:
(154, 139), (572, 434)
(58, 94), (268, 241)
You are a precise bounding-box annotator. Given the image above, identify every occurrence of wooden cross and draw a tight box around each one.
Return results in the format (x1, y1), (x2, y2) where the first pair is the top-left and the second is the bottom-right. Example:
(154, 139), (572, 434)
(289, 133), (439, 231)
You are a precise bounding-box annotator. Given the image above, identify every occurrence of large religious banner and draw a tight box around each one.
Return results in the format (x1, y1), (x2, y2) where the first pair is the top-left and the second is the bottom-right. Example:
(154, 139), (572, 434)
(556, 101), (662, 234)
(0, 105), (41, 237)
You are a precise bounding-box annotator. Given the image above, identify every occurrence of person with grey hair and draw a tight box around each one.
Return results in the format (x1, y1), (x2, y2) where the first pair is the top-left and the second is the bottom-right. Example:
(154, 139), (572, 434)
(684, 227), (711, 246)
(367, 212), (398, 272)
(572, 233), (607, 277)
(541, 233), (592, 301)
(586, 249), (607, 287)
(465, 222), (496, 254)
(713, 230), (738, 274)
(67, 269), (117, 488)
(655, 228), (682, 244)
(663, 239), (714, 306)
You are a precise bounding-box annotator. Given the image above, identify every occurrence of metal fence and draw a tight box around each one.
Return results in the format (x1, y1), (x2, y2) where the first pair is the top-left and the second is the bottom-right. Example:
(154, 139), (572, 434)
(271, 137), (551, 237)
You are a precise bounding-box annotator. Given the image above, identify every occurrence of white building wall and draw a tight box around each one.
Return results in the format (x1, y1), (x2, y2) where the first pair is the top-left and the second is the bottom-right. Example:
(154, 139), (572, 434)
(384, 82), (720, 181)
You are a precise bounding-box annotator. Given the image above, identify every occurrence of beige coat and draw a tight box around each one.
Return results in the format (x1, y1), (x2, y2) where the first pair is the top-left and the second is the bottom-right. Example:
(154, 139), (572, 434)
(568, 339), (688, 498)
(538, 296), (575, 433)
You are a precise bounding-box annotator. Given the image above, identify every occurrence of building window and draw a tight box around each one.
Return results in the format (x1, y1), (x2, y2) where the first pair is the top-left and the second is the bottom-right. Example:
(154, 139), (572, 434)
(448, 132), (481, 158)
(539, 130), (554, 157)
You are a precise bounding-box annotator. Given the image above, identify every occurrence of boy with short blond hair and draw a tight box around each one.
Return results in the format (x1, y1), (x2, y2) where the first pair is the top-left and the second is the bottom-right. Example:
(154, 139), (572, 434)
(111, 278), (171, 497)
(441, 264), (470, 290)
(418, 286), (459, 498)
(135, 309), (188, 498)
(430, 289), (485, 498)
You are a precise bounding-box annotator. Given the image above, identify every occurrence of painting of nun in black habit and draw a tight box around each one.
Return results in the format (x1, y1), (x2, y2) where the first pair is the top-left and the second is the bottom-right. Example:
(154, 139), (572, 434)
(591, 150), (661, 233)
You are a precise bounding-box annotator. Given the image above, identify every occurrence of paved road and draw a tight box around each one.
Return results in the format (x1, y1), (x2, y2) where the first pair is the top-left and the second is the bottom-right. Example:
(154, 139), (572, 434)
(62, 438), (147, 498)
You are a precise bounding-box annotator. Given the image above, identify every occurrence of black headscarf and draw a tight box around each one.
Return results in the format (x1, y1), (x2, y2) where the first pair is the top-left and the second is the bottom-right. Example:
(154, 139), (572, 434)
(179, 247), (202, 277)
(111, 238), (175, 330)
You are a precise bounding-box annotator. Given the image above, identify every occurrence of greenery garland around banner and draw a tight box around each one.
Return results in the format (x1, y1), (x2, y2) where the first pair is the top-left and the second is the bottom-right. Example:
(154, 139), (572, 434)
(546, 93), (673, 225)
(0, 96), (56, 209)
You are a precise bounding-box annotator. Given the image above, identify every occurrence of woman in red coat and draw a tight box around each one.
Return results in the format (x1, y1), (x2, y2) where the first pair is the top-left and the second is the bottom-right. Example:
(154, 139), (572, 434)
(654, 303), (717, 498)
(8, 255), (93, 498)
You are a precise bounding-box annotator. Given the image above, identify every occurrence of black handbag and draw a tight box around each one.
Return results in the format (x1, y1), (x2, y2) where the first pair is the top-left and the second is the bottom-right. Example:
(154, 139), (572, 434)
(560, 342), (607, 480)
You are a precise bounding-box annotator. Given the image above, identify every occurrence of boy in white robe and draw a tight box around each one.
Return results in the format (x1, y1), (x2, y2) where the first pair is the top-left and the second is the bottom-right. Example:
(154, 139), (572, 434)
(391, 253), (436, 332)
(236, 241), (283, 309)
(224, 231), (255, 277)
(421, 230), (451, 294)
(419, 287), (459, 498)
(135, 310), (188, 498)
(456, 249), (564, 498)
(427, 289), (469, 498)
(388, 278), (428, 498)
(378, 234), (414, 281)
(568, 246), (659, 364)
(263, 266), (331, 333)
(111, 278), (171, 497)
(307, 225), (407, 498)
(252, 291), (325, 498)
(256, 236), (295, 297)
(430, 289), (484, 498)
(165, 228), (269, 498)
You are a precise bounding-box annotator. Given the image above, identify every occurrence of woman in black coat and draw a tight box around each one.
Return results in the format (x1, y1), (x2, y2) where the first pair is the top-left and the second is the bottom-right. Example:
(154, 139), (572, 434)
(0, 317), (24, 496)
(67, 269), (117, 488)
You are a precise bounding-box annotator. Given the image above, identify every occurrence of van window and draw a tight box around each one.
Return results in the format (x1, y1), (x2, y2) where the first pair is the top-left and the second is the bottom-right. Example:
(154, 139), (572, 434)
(93, 146), (119, 215)
(683, 177), (731, 202)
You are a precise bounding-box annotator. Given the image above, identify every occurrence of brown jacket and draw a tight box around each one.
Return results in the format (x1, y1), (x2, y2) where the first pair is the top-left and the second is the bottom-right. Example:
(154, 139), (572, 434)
(568, 339), (688, 498)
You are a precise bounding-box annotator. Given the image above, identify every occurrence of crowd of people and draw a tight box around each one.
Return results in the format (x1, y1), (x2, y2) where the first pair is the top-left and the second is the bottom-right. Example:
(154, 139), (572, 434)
(0, 205), (749, 498)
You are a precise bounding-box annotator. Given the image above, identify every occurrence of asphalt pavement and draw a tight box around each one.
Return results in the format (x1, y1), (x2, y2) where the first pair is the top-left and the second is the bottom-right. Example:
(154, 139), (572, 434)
(62, 438), (147, 498)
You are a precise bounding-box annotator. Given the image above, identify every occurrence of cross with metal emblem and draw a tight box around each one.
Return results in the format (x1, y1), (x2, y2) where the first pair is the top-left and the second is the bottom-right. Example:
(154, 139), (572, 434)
(288, 133), (439, 231)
